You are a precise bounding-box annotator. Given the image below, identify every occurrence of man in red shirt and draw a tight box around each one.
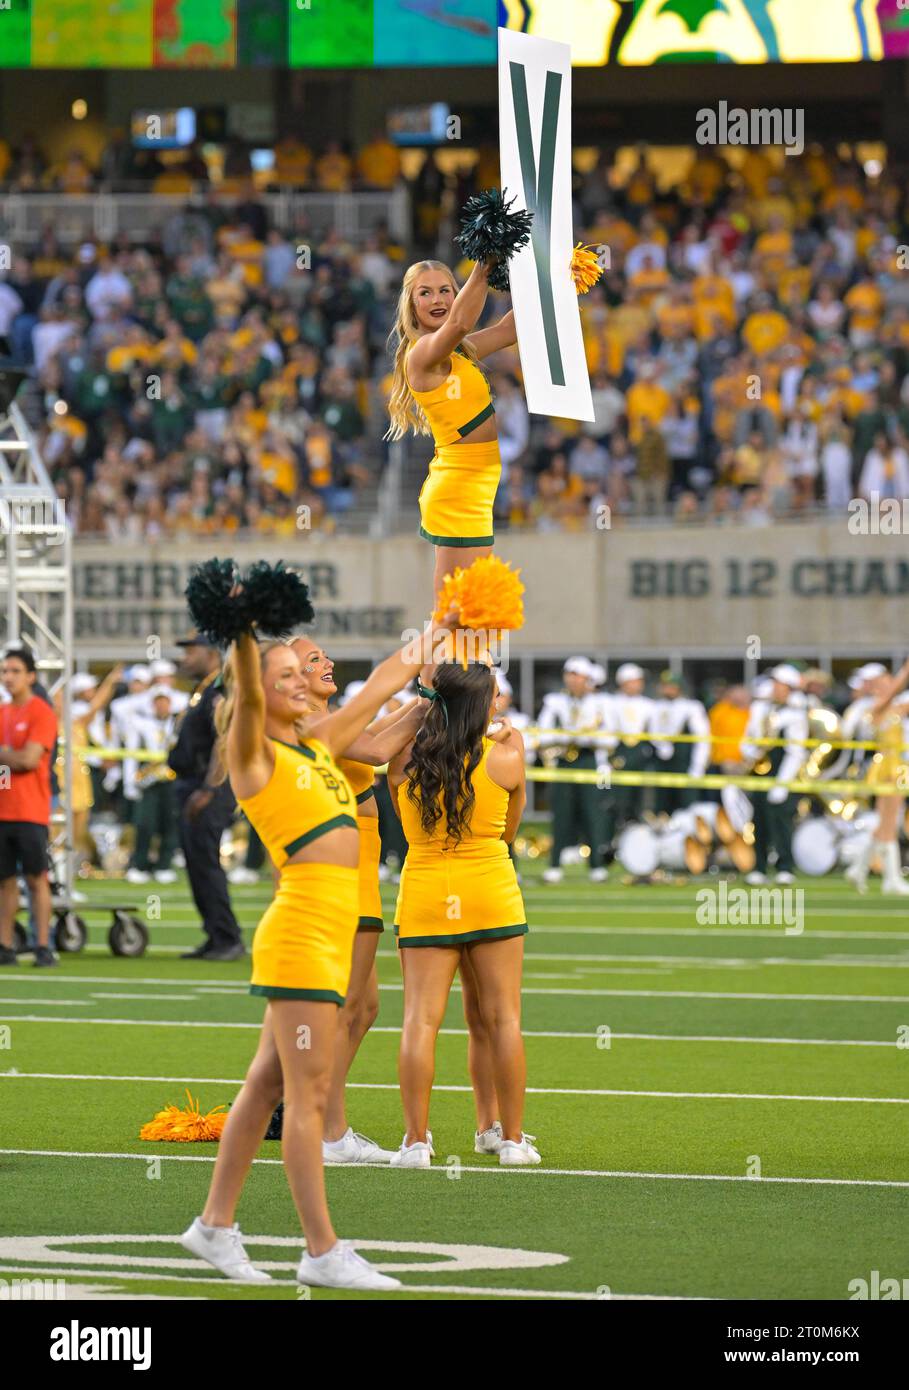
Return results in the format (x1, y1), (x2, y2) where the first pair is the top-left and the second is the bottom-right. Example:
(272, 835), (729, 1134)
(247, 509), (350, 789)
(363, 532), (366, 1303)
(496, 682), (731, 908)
(0, 647), (58, 967)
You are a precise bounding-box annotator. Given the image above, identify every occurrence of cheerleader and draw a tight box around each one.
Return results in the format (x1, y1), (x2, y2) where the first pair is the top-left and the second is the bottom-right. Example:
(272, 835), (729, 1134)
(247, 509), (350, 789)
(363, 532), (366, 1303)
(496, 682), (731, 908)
(290, 637), (427, 1163)
(181, 585), (455, 1291)
(845, 657), (909, 896)
(386, 658), (539, 1168)
(385, 258), (517, 600)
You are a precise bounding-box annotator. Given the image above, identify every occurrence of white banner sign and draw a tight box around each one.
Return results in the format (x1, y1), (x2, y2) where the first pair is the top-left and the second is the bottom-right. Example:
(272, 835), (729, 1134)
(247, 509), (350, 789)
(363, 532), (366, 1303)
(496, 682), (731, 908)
(498, 27), (594, 421)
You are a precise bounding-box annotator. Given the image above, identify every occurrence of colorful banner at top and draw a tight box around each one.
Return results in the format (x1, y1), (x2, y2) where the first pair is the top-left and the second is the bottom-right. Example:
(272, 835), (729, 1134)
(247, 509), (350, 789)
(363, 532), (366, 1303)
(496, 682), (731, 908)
(0, 0), (905, 68)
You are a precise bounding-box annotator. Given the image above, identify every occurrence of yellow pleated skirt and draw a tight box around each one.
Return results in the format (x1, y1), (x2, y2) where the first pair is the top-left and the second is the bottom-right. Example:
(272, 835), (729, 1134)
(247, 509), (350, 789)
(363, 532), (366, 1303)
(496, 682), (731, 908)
(418, 439), (501, 547)
(250, 862), (359, 1005)
(394, 839), (527, 948)
(357, 815), (383, 931)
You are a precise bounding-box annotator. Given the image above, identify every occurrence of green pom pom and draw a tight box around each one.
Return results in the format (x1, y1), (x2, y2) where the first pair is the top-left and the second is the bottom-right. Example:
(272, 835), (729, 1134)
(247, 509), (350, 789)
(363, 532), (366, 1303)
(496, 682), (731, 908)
(455, 188), (533, 291)
(242, 560), (314, 638)
(184, 559), (314, 646)
(185, 559), (246, 647)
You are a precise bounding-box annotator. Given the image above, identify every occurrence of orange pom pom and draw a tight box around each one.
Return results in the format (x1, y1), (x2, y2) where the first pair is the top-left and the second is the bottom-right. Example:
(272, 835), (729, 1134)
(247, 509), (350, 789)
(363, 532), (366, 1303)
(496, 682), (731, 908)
(434, 554), (524, 632)
(139, 1089), (228, 1142)
(570, 243), (602, 295)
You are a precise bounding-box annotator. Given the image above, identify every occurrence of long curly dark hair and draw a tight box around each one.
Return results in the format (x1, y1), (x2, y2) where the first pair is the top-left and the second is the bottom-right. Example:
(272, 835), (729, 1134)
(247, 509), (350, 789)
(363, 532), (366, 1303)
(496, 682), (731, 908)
(404, 661), (497, 844)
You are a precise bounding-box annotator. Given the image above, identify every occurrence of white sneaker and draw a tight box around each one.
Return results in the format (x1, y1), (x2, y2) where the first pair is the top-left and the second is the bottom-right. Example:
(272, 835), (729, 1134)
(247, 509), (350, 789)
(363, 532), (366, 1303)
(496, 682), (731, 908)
(228, 867), (259, 885)
(542, 867), (563, 885)
(126, 868), (150, 884)
(377, 863), (391, 882)
(323, 1127), (397, 1164)
(880, 842), (909, 895)
(744, 871), (767, 886)
(297, 1240), (401, 1292)
(389, 1138), (432, 1168)
(475, 1121), (503, 1155)
(844, 862), (868, 895)
(180, 1217), (272, 1283)
(155, 869), (177, 884)
(882, 876), (909, 896)
(775, 871), (795, 886)
(498, 1133), (541, 1166)
(589, 867), (608, 884)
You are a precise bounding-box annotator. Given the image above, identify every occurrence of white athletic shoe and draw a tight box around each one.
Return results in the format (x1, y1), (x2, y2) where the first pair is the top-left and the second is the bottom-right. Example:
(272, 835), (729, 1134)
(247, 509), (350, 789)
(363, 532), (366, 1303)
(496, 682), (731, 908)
(155, 869), (177, 884)
(880, 842), (909, 895)
(475, 1121), (504, 1155)
(126, 868), (150, 884)
(744, 871), (767, 886)
(542, 867), (563, 885)
(844, 861), (868, 894)
(228, 867), (259, 885)
(377, 863), (391, 882)
(498, 1133), (542, 1166)
(180, 1217), (272, 1283)
(775, 871), (795, 886)
(589, 867), (608, 884)
(323, 1128), (397, 1164)
(297, 1240), (401, 1292)
(389, 1138), (432, 1168)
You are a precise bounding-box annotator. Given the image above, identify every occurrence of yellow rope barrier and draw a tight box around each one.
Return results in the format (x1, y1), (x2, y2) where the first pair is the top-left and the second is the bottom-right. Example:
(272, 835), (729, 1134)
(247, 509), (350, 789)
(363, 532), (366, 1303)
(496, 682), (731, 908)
(524, 767), (900, 796)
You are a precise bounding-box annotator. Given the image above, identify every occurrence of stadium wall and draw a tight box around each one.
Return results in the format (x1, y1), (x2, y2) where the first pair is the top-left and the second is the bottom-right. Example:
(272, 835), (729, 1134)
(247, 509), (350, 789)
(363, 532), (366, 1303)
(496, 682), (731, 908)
(68, 524), (908, 660)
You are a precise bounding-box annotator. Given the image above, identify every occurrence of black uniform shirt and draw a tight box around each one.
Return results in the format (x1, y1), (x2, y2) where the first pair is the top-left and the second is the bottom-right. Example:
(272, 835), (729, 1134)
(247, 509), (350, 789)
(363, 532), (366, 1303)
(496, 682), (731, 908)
(167, 675), (222, 787)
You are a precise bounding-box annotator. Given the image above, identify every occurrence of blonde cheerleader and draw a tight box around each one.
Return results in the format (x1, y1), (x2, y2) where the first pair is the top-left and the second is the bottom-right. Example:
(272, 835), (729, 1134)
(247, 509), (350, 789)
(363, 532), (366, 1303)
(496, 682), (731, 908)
(846, 656), (909, 896)
(178, 558), (455, 1291)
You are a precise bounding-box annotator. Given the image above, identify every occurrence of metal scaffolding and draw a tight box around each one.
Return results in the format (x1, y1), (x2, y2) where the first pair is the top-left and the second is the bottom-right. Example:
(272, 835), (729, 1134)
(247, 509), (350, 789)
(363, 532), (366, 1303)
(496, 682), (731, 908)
(0, 399), (73, 901)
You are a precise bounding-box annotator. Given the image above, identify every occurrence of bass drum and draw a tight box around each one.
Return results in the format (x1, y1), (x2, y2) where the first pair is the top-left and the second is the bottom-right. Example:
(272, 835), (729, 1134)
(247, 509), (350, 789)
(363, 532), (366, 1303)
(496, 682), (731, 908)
(792, 818), (839, 876)
(617, 823), (660, 878)
(660, 828), (708, 874)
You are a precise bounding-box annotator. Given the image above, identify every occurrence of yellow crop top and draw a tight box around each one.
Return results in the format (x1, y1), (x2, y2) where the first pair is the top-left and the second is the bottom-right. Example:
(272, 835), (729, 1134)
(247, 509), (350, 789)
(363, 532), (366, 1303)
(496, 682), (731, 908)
(336, 755), (376, 809)
(237, 737), (357, 870)
(399, 739), (507, 848)
(404, 345), (495, 447)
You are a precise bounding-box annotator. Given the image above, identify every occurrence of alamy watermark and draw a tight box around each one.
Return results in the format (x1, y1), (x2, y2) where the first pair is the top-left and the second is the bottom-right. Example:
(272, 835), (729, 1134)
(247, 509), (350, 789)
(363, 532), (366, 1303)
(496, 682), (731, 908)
(696, 101), (804, 157)
(696, 881), (804, 935)
(0, 497), (67, 546)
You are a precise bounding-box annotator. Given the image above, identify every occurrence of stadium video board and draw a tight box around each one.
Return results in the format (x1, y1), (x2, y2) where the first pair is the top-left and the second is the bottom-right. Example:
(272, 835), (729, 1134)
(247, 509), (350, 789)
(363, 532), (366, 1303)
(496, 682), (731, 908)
(0, 0), (906, 67)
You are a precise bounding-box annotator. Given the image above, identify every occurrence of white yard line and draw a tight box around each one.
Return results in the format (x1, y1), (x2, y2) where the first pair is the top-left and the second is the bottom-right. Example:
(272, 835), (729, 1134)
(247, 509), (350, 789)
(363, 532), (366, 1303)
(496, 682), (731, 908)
(1, 1148), (905, 1188)
(0, 1016), (899, 1046)
(2, 1072), (906, 1105)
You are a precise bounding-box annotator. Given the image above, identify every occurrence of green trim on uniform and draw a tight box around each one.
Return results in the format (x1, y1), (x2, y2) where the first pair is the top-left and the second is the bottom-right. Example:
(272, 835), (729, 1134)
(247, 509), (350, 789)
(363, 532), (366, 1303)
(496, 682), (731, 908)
(357, 916), (385, 933)
(250, 984), (344, 1005)
(394, 923), (528, 948)
(456, 401), (495, 437)
(419, 525), (495, 547)
(283, 814), (358, 857)
(355, 786), (376, 805)
(270, 737), (316, 759)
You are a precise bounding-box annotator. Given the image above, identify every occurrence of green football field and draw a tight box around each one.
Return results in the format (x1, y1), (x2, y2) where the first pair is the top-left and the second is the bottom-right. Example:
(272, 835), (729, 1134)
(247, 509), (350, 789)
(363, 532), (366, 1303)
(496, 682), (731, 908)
(0, 865), (907, 1302)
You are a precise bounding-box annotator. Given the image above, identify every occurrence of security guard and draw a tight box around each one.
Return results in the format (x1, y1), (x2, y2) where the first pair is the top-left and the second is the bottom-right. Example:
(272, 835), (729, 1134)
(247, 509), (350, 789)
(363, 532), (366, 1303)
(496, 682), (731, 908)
(649, 671), (710, 816)
(741, 664), (808, 886)
(601, 662), (654, 850)
(168, 632), (244, 961)
(537, 657), (609, 884)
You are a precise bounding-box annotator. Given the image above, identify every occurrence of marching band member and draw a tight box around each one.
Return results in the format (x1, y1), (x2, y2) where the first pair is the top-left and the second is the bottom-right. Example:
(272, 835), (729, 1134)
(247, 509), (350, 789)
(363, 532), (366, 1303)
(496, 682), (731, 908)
(742, 665), (808, 886)
(845, 657), (909, 896)
(600, 662), (654, 853)
(649, 671), (710, 816)
(828, 663), (886, 785)
(125, 686), (179, 885)
(537, 657), (609, 885)
(106, 664), (153, 816)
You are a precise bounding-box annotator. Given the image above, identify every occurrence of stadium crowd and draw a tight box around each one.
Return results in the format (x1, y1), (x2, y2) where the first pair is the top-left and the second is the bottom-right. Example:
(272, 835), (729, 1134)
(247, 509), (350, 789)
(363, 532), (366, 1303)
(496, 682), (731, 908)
(1, 134), (908, 533)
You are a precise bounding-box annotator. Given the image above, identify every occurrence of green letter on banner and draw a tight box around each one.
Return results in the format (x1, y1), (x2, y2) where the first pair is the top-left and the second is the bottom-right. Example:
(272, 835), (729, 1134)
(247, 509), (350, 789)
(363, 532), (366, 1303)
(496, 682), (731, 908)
(509, 60), (565, 387)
